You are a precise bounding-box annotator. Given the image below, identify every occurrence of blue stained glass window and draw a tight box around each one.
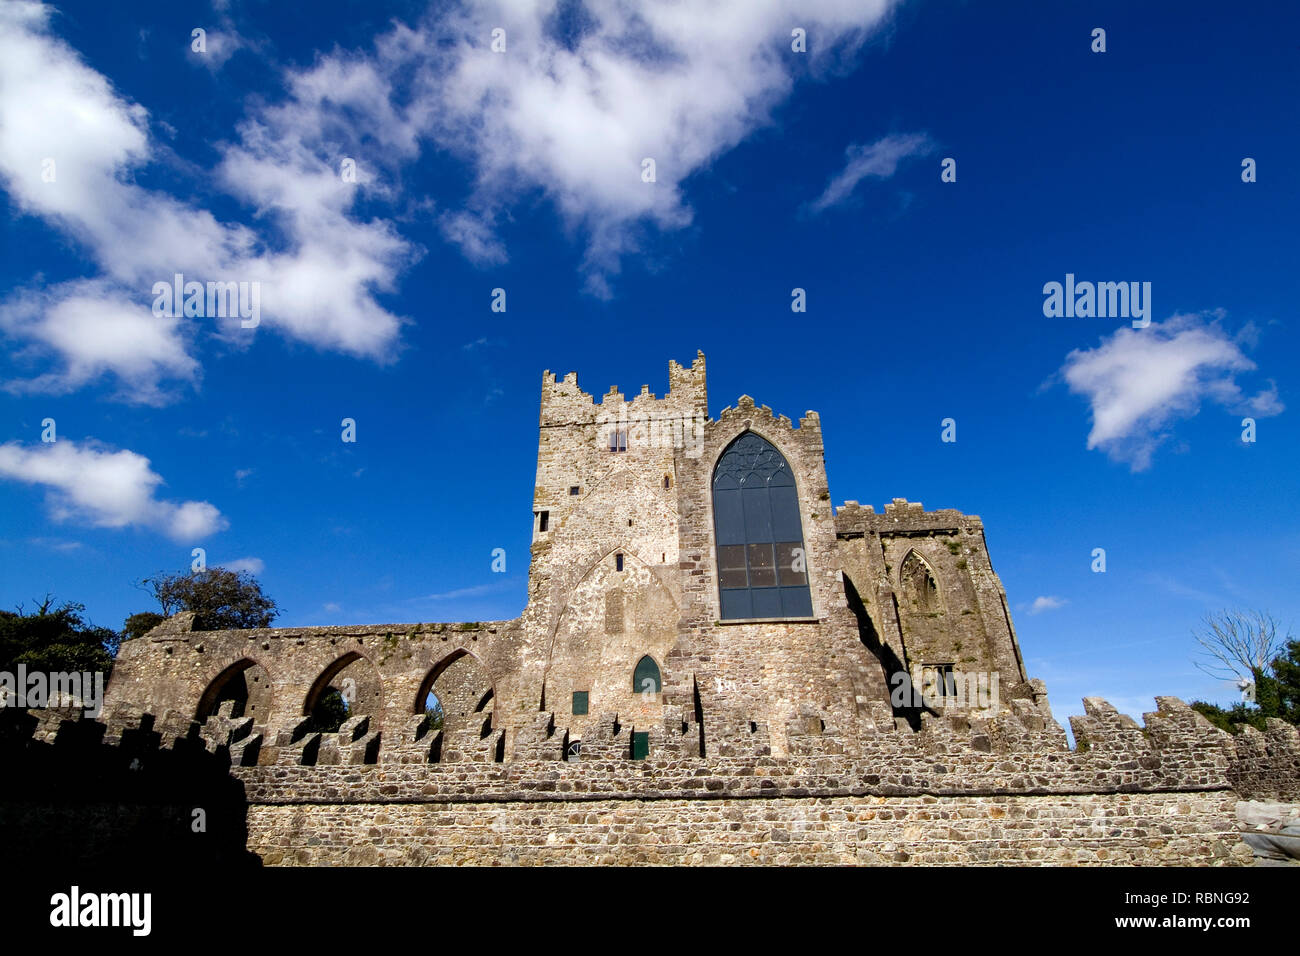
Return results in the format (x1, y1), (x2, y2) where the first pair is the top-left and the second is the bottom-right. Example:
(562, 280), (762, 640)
(712, 432), (813, 619)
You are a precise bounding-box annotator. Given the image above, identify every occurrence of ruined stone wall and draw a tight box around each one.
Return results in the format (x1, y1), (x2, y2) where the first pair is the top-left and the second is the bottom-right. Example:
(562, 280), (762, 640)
(243, 792), (1248, 866)
(15, 692), (1297, 866)
(217, 697), (1240, 800)
(835, 500), (1025, 713)
(103, 353), (1035, 763)
(104, 619), (521, 763)
(1228, 720), (1300, 801)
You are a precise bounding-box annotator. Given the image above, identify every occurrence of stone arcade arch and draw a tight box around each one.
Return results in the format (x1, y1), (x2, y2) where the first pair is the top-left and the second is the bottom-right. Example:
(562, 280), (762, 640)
(414, 649), (496, 735)
(302, 651), (383, 733)
(196, 658), (272, 725)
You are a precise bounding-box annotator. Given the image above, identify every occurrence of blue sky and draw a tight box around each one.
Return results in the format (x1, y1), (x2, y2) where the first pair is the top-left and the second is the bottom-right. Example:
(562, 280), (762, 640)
(1, 0), (1296, 727)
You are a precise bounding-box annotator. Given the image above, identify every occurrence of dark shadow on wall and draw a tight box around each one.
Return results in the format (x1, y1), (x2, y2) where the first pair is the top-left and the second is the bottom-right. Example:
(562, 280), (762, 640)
(842, 575), (934, 732)
(0, 708), (260, 869)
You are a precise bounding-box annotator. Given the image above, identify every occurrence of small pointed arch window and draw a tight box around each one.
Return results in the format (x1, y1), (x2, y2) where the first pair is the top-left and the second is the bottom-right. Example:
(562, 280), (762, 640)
(900, 550), (941, 612)
(712, 431), (813, 619)
(633, 655), (661, 695)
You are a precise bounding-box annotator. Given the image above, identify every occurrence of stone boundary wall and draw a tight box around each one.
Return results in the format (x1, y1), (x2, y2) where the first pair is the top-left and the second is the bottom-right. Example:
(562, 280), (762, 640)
(76, 695), (1267, 803)
(216, 696), (1236, 802)
(245, 792), (1251, 866)
(8, 695), (1297, 866)
(1229, 719), (1300, 801)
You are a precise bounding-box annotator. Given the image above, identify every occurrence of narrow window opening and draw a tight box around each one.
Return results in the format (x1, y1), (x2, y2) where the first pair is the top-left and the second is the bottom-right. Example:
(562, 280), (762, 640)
(569, 486), (580, 496)
(537, 510), (549, 532)
(933, 663), (957, 698)
(608, 429), (627, 452)
(615, 552), (624, 572)
(663, 475), (672, 489)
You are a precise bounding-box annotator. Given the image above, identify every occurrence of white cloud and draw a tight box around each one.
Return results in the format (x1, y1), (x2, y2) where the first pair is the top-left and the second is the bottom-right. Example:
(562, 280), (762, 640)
(1, 279), (199, 404)
(28, 537), (83, 552)
(0, 1), (413, 398)
(218, 556), (265, 575)
(0, 3), (257, 282)
(439, 211), (508, 266)
(406, 582), (505, 603)
(1060, 314), (1282, 470)
(809, 132), (933, 212)
(1, 0), (905, 398)
(0, 440), (226, 541)
(187, 28), (246, 72)
(416, 0), (902, 291)
(1027, 595), (1068, 615)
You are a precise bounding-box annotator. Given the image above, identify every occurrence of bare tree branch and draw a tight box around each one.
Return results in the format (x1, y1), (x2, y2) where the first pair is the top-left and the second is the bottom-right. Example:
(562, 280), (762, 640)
(1192, 609), (1285, 683)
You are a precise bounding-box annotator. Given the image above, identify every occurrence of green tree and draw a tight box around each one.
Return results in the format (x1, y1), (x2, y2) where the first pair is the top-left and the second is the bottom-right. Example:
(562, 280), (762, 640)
(122, 612), (165, 641)
(307, 687), (349, 734)
(1269, 637), (1300, 724)
(0, 598), (118, 674)
(135, 568), (278, 632)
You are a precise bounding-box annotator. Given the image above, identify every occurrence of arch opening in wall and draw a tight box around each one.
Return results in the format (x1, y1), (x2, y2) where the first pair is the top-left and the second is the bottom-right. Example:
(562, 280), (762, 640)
(196, 658), (271, 724)
(712, 431), (813, 619)
(633, 655), (662, 696)
(900, 550), (942, 613)
(303, 651), (382, 734)
(414, 649), (495, 733)
(423, 689), (445, 733)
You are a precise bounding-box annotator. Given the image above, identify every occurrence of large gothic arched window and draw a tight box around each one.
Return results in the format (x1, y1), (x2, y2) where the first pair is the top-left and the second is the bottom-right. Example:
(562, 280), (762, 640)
(712, 432), (813, 620)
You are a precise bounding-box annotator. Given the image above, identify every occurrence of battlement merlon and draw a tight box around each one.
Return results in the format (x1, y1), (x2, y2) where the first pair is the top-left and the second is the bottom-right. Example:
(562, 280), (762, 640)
(540, 351), (708, 427)
(715, 395), (823, 441)
(834, 498), (985, 537)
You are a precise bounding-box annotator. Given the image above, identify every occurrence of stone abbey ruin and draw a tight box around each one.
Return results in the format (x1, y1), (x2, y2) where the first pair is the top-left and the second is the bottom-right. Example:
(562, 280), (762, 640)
(12, 352), (1298, 865)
